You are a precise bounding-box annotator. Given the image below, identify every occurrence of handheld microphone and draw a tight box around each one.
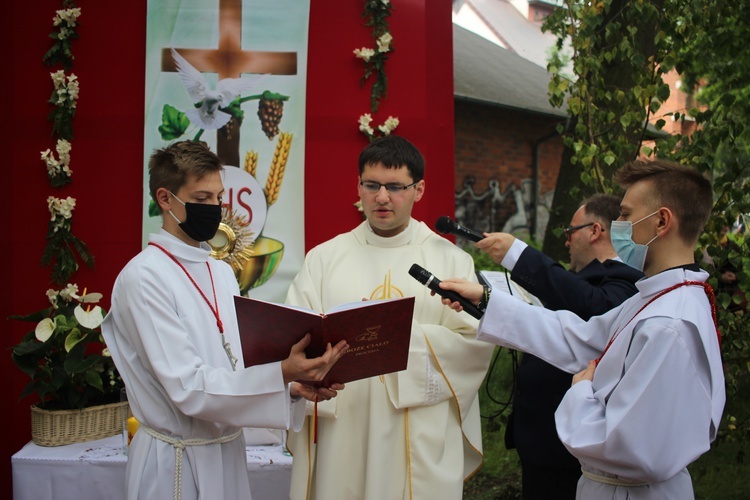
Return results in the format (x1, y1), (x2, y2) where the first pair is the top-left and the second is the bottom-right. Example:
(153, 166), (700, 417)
(435, 216), (484, 242)
(408, 264), (483, 319)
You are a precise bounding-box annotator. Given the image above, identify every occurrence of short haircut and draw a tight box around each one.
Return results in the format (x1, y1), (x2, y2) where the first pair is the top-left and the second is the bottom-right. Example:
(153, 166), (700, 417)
(148, 141), (223, 210)
(614, 159), (713, 244)
(581, 193), (622, 231)
(358, 135), (425, 182)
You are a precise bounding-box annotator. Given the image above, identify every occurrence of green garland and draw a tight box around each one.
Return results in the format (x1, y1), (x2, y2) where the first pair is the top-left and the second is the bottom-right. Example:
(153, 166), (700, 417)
(39, 0), (93, 285)
(356, 1), (399, 141)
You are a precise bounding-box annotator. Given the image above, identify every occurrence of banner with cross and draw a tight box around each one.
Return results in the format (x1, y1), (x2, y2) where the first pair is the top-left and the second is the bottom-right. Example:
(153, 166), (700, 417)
(143, 0), (309, 302)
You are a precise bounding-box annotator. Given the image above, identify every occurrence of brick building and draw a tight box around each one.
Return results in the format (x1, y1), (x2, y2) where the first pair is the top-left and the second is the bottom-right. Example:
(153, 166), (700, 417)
(453, 24), (566, 243)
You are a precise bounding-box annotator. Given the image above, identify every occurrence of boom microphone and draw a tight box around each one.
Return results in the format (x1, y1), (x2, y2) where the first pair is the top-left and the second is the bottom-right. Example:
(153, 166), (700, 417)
(408, 264), (483, 319)
(435, 216), (484, 242)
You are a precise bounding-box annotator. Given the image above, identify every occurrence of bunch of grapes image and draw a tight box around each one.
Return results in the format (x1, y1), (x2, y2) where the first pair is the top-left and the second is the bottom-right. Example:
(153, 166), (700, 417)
(257, 91), (287, 140)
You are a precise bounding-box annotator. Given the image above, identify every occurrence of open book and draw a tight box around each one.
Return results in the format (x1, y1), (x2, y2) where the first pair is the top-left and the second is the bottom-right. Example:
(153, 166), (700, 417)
(234, 295), (415, 386)
(478, 270), (543, 307)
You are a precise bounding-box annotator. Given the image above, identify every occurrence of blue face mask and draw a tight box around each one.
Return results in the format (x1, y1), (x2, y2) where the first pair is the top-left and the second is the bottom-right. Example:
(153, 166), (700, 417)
(610, 211), (659, 271)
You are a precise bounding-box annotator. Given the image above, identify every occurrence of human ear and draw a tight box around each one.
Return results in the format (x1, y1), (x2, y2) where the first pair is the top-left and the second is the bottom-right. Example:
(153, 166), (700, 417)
(155, 187), (172, 212)
(656, 208), (672, 235)
(590, 222), (603, 241)
(413, 180), (426, 202)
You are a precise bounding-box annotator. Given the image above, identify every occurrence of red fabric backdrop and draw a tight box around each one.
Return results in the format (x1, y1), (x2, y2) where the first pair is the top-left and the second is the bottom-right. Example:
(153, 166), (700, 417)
(2, 1), (455, 494)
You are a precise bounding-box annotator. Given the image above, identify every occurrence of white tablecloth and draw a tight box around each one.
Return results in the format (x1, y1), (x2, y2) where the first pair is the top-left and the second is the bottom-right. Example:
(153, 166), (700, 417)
(12, 435), (292, 500)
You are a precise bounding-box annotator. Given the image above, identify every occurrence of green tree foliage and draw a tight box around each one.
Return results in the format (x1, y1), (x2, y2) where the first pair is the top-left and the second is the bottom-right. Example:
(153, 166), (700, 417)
(664, 0), (750, 413)
(543, 0), (749, 452)
(542, 0), (675, 261)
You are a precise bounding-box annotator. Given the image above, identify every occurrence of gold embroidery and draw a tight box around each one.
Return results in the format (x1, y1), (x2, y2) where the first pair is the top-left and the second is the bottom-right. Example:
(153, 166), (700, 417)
(370, 270), (404, 299)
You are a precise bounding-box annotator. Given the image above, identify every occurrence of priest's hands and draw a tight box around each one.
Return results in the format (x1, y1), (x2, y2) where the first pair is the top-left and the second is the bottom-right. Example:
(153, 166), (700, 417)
(291, 382), (346, 402)
(572, 360), (596, 386)
(432, 278), (484, 311)
(281, 333), (349, 385)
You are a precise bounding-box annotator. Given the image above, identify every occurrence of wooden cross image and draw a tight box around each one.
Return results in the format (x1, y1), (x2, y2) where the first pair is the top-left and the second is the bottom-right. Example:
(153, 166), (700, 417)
(161, 0), (297, 166)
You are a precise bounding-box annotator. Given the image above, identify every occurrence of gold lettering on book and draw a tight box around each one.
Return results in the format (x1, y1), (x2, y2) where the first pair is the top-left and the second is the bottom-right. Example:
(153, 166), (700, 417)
(349, 340), (390, 357)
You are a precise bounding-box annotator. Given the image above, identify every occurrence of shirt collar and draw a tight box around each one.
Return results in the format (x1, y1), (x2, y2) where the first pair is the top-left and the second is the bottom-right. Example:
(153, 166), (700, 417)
(364, 219), (414, 248)
(636, 266), (709, 298)
(150, 229), (213, 263)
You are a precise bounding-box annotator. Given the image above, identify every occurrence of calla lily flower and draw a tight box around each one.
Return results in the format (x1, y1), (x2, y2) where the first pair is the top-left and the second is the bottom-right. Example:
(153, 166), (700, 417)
(79, 292), (103, 304)
(74, 304), (104, 329)
(35, 318), (57, 342)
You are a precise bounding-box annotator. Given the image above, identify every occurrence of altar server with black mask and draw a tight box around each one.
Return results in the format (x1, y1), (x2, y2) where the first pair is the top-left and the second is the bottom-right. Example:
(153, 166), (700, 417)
(102, 140), (348, 500)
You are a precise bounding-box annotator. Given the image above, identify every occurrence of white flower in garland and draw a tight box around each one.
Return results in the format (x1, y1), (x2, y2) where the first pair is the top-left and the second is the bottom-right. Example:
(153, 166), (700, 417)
(51, 71), (79, 109)
(356, 0), (394, 117)
(52, 8), (82, 40)
(377, 33), (393, 53)
(47, 196), (77, 232)
(378, 115), (399, 135)
(358, 114), (399, 141)
(51, 70), (66, 87)
(47, 70), (79, 152)
(354, 47), (376, 62)
(53, 8), (82, 28)
(359, 113), (375, 135)
(41, 139), (73, 180)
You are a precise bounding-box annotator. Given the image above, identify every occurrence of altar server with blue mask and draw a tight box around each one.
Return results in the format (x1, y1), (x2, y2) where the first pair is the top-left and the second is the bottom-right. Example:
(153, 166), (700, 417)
(609, 211), (660, 271)
(439, 159), (725, 500)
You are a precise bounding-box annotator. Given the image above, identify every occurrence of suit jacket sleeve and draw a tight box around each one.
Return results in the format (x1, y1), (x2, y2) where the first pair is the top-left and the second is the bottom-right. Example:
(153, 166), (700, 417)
(511, 247), (643, 319)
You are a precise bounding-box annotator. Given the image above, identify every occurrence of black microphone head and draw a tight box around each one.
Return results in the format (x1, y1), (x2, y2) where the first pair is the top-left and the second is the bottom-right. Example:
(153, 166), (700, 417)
(408, 264), (430, 284)
(435, 216), (456, 235)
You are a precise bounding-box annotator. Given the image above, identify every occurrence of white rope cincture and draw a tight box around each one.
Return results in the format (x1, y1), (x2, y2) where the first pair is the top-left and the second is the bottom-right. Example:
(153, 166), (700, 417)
(142, 425), (243, 500)
(581, 468), (650, 487)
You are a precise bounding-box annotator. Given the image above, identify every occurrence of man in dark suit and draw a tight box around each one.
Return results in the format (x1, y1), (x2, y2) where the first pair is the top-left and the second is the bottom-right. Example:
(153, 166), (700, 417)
(477, 194), (644, 499)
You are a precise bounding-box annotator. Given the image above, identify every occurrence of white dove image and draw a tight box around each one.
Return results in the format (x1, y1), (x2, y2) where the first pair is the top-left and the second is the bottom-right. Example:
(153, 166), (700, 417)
(171, 48), (265, 130)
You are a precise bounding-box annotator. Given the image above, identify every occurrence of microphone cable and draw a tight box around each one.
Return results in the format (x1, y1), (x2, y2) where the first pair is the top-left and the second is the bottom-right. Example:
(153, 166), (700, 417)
(476, 269), (519, 432)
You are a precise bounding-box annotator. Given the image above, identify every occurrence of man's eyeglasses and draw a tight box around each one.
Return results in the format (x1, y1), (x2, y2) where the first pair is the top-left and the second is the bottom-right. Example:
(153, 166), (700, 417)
(359, 180), (418, 194)
(564, 222), (602, 240)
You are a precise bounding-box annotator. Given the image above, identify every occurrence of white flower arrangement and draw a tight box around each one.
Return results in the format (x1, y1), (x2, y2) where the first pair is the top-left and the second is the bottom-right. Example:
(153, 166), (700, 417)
(11, 285), (122, 410)
(43, 5), (81, 70)
(50, 70), (79, 109)
(359, 113), (375, 136)
(358, 113), (399, 141)
(354, 47), (376, 62)
(356, 1), (394, 114)
(10, 2), (103, 412)
(52, 7), (82, 40)
(36, 285), (104, 341)
(378, 115), (399, 135)
(47, 70), (79, 142)
(47, 196), (77, 231)
(376, 32), (393, 53)
(41, 195), (94, 285)
(41, 139), (73, 186)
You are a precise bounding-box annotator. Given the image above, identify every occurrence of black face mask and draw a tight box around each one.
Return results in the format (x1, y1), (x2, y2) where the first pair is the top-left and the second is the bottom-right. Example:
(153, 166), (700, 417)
(169, 193), (222, 242)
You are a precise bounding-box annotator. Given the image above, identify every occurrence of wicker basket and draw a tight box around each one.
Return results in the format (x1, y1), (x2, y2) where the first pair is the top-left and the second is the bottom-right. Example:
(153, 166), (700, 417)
(31, 401), (129, 447)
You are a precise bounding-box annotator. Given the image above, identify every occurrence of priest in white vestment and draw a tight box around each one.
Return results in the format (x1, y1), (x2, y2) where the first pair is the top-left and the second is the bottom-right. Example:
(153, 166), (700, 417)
(286, 135), (495, 500)
(103, 141), (347, 500)
(439, 160), (726, 500)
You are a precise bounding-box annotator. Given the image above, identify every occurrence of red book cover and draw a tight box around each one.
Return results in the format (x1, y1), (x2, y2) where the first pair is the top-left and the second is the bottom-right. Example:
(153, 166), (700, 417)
(234, 296), (415, 386)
